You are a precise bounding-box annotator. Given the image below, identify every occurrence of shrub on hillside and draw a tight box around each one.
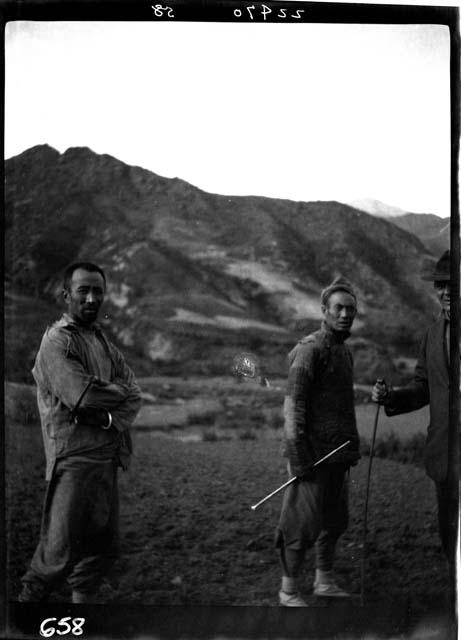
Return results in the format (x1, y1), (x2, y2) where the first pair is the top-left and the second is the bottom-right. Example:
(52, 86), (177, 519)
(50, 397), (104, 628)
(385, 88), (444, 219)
(238, 429), (257, 441)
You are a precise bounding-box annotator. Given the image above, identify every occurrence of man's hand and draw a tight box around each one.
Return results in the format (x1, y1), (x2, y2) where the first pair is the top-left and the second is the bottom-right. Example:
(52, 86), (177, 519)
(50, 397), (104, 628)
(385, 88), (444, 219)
(371, 380), (390, 405)
(288, 461), (316, 481)
(73, 407), (112, 429)
(298, 468), (316, 481)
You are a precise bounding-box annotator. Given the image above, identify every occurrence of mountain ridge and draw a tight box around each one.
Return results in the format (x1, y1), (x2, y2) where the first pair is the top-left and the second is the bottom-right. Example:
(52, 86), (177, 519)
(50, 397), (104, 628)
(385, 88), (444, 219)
(5, 145), (441, 383)
(350, 197), (449, 256)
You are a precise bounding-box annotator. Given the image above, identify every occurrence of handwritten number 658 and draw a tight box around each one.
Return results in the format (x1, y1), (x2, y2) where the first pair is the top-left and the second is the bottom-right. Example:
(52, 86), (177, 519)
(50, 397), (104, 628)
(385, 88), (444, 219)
(40, 618), (85, 637)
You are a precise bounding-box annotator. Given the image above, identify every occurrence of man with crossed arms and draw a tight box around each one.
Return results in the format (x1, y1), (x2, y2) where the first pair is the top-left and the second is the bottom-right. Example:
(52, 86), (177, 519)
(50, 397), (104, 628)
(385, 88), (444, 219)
(19, 262), (142, 603)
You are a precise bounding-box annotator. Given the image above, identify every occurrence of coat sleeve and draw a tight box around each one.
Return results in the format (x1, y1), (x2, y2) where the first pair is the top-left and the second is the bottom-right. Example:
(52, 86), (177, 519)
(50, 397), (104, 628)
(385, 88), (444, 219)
(283, 342), (317, 476)
(385, 330), (430, 416)
(106, 344), (142, 433)
(33, 329), (132, 411)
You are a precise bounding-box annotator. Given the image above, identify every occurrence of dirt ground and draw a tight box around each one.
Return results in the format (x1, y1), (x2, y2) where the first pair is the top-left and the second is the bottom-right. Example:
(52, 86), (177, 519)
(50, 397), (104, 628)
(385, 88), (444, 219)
(8, 420), (448, 617)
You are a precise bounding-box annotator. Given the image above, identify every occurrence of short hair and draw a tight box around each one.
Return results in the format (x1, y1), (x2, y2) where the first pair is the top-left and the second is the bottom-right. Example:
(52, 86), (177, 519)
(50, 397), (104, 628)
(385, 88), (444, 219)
(63, 262), (107, 291)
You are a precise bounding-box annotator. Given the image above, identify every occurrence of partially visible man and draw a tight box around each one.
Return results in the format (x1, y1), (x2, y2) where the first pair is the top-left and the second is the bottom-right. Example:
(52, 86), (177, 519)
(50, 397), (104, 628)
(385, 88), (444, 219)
(372, 250), (458, 579)
(275, 276), (361, 606)
(19, 262), (142, 603)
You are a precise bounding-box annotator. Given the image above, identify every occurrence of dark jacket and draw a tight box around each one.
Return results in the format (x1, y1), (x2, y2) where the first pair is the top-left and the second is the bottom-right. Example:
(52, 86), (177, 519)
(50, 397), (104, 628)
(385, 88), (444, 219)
(385, 314), (449, 482)
(32, 313), (142, 480)
(282, 322), (360, 476)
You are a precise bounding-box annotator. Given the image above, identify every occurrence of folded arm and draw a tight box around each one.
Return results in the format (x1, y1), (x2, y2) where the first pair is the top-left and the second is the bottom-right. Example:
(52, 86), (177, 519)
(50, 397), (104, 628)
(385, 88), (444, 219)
(106, 345), (142, 432)
(34, 331), (131, 411)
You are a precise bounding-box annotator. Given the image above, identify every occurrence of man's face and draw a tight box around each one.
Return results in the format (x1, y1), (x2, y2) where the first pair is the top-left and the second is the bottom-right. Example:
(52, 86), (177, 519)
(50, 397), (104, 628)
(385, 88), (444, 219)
(321, 291), (357, 333)
(63, 268), (105, 326)
(434, 280), (450, 318)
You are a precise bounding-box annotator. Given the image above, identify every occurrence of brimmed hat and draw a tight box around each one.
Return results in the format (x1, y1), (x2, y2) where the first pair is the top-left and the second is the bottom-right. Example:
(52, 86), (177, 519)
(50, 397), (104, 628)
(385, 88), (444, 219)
(421, 250), (450, 282)
(320, 276), (357, 305)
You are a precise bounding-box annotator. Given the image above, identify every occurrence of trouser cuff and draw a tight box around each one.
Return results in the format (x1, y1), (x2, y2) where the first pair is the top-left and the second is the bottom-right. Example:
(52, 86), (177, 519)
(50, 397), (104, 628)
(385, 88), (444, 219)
(281, 577), (298, 594)
(280, 547), (306, 578)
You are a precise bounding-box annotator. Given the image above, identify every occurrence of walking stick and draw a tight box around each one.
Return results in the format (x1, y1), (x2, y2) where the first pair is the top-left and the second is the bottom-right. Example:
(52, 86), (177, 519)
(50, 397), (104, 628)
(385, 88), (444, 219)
(360, 380), (384, 606)
(250, 440), (351, 510)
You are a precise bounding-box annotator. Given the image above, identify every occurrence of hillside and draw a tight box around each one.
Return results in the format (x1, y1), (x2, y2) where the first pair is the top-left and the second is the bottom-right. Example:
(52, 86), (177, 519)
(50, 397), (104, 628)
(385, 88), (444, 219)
(391, 213), (450, 256)
(5, 145), (439, 383)
(350, 198), (449, 256)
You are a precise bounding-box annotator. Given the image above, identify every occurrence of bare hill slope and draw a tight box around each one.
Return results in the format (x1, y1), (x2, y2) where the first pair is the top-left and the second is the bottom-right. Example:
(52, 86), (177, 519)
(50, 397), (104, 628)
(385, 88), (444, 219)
(5, 145), (439, 382)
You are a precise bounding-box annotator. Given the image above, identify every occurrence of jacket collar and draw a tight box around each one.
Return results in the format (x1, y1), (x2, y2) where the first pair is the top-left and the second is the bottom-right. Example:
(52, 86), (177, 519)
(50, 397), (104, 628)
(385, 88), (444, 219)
(57, 312), (102, 334)
(320, 320), (351, 345)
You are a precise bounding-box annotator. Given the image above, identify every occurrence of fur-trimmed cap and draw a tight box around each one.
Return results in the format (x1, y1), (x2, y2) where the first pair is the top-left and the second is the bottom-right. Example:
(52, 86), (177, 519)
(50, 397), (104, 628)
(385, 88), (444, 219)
(320, 276), (357, 306)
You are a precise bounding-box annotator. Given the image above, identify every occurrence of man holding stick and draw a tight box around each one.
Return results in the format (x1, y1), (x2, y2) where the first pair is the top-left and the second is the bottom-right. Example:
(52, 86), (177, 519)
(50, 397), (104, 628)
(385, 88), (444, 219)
(276, 276), (360, 606)
(19, 262), (142, 603)
(372, 250), (458, 585)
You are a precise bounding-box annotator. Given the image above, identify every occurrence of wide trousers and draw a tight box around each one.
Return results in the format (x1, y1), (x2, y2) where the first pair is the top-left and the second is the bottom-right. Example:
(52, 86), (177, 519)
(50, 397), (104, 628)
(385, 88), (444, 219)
(276, 463), (349, 575)
(20, 456), (119, 601)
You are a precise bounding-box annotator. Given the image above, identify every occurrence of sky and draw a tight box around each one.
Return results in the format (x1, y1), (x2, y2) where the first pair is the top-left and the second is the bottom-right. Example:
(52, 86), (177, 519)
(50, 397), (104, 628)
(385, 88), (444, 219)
(5, 18), (451, 217)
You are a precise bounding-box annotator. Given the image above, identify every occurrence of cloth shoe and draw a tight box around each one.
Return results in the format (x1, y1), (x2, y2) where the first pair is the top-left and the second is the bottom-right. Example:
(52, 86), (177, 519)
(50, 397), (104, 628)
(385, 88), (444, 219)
(279, 590), (309, 607)
(313, 570), (350, 598)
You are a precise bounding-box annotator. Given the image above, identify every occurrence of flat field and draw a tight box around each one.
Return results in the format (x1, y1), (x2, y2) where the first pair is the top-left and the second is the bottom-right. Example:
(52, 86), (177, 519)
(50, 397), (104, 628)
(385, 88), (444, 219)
(7, 418), (446, 615)
(355, 404), (429, 441)
(132, 376), (429, 443)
